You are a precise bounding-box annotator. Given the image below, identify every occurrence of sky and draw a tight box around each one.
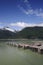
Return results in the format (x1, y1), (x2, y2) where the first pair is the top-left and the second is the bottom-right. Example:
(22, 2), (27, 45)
(0, 0), (43, 30)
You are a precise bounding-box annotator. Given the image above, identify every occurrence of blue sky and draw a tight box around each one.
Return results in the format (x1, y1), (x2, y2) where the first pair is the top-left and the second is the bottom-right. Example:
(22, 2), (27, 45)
(0, 0), (43, 30)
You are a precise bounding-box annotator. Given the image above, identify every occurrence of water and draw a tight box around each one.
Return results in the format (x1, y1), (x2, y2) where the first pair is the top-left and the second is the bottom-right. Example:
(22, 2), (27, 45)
(0, 40), (43, 65)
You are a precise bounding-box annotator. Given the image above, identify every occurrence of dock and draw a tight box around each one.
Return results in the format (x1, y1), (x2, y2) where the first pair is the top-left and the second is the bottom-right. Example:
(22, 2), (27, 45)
(6, 42), (43, 54)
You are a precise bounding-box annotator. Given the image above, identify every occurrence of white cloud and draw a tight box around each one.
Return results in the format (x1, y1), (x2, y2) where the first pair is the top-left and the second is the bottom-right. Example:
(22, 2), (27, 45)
(8, 22), (43, 31)
(10, 22), (43, 28)
(19, 5), (43, 17)
(25, 9), (34, 15)
(10, 22), (30, 28)
(18, 5), (27, 14)
(18, 0), (43, 17)
(25, 8), (43, 17)
(35, 12), (43, 17)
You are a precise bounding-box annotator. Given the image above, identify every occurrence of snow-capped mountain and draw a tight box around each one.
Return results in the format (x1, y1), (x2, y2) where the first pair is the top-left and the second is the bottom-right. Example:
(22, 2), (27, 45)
(0, 27), (17, 39)
(2, 27), (16, 33)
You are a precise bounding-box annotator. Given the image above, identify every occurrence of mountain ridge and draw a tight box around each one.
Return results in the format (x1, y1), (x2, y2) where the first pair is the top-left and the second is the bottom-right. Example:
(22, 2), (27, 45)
(0, 26), (43, 39)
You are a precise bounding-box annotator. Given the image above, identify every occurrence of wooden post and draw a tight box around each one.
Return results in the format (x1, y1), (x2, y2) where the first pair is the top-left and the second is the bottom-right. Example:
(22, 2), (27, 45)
(38, 48), (41, 53)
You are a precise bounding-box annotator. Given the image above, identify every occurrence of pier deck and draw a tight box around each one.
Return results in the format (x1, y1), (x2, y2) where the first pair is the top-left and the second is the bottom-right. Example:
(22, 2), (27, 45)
(6, 42), (43, 54)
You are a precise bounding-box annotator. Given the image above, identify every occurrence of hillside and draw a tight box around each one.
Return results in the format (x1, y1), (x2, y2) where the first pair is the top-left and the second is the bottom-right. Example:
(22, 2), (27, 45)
(0, 26), (43, 39)
(0, 28), (16, 39)
(15, 26), (43, 39)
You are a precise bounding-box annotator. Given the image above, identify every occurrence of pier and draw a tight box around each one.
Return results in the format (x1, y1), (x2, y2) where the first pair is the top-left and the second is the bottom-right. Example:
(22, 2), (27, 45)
(6, 42), (43, 54)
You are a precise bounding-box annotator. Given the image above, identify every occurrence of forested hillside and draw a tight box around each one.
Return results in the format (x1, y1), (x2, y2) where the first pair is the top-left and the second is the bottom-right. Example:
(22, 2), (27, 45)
(0, 26), (43, 39)
(15, 26), (43, 39)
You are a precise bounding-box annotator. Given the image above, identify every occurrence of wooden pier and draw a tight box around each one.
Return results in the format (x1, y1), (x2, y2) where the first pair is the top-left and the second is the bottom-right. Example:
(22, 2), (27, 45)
(6, 42), (43, 54)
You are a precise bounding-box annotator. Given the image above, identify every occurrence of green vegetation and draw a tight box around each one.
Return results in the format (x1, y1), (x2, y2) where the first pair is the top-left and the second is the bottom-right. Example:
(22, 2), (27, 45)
(0, 26), (43, 39)
(15, 26), (43, 39)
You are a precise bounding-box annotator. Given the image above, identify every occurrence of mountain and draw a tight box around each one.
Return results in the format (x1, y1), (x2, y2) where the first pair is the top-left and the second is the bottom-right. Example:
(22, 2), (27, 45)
(0, 26), (43, 39)
(0, 27), (16, 39)
(2, 27), (16, 32)
(15, 26), (43, 39)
